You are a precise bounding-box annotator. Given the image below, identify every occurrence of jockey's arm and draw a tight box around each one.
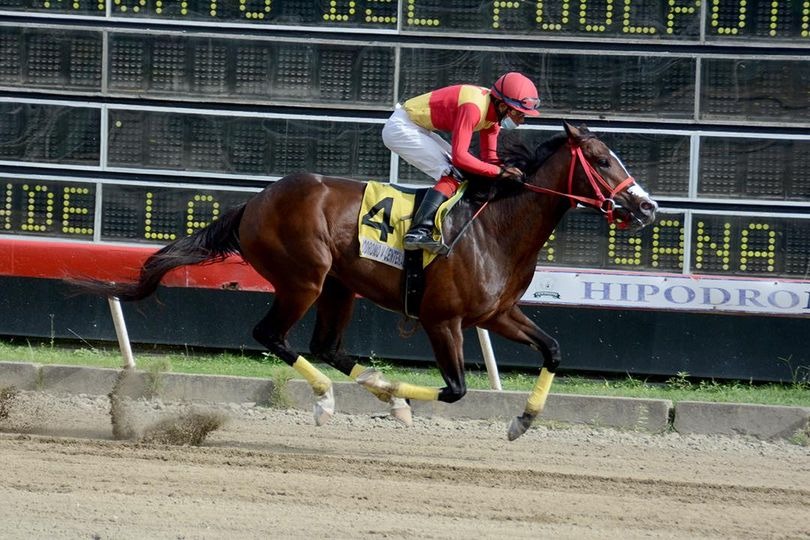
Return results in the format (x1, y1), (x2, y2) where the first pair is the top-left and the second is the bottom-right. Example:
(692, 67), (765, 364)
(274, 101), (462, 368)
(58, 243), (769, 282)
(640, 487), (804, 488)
(450, 103), (502, 178)
(478, 124), (501, 166)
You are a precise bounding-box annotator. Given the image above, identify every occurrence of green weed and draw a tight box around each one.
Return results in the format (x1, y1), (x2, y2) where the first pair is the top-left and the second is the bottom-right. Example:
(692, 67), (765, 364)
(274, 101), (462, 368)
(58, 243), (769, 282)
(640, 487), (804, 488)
(269, 368), (294, 409)
(1, 339), (809, 407)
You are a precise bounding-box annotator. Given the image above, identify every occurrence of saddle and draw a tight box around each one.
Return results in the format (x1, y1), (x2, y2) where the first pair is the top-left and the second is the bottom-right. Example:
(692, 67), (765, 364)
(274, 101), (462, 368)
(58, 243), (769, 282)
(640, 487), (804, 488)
(357, 181), (470, 319)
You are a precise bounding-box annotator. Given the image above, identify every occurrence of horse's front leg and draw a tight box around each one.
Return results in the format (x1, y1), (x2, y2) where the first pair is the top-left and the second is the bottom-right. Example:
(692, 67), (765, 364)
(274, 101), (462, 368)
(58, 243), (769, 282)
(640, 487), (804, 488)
(480, 306), (561, 440)
(357, 318), (467, 404)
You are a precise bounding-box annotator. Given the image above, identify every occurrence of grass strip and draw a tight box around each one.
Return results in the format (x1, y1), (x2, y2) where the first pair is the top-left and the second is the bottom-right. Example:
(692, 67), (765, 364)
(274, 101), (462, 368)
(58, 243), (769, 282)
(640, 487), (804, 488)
(1, 339), (808, 407)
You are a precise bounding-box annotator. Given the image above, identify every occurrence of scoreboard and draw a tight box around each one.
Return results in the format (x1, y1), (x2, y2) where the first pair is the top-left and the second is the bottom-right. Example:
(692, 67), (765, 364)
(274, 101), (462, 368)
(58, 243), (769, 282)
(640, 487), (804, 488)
(3, 0), (810, 42)
(0, 1), (808, 285)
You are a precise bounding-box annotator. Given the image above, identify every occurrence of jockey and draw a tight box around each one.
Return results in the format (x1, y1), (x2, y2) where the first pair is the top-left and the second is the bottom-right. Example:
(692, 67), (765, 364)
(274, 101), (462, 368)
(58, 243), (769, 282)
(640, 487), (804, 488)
(382, 72), (540, 253)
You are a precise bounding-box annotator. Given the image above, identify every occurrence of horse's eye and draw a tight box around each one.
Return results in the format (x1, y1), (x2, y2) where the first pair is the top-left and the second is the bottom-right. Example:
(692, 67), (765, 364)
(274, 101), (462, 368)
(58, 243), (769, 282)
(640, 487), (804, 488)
(597, 158), (610, 168)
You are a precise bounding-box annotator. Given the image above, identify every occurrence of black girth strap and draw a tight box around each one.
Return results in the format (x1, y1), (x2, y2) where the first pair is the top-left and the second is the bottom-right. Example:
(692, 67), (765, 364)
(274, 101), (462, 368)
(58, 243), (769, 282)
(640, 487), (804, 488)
(402, 189), (427, 319)
(403, 249), (425, 319)
(400, 182), (494, 319)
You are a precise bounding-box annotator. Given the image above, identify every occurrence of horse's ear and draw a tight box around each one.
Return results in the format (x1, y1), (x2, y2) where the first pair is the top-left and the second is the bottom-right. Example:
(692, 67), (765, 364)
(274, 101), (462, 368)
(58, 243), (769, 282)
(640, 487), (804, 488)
(562, 120), (580, 140)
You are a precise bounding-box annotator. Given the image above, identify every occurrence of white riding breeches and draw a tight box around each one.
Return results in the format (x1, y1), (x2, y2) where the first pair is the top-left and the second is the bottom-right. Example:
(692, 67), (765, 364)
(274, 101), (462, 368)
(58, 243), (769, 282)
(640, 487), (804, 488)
(382, 106), (452, 181)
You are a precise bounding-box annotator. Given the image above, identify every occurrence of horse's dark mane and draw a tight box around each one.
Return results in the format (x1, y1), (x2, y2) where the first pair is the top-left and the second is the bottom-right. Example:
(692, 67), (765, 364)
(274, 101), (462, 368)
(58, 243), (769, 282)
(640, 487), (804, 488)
(461, 132), (573, 201)
(499, 132), (569, 178)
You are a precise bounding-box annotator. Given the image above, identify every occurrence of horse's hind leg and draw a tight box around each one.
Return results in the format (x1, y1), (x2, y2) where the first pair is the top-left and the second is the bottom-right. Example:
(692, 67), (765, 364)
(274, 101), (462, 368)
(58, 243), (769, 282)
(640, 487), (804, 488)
(253, 289), (335, 425)
(357, 318), (466, 404)
(310, 277), (413, 425)
(308, 277), (358, 376)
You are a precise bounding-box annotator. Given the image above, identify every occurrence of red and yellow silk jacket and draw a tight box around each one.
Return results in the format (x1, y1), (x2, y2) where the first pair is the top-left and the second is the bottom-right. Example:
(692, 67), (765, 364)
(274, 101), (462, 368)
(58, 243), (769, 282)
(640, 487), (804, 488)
(403, 84), (502, 177)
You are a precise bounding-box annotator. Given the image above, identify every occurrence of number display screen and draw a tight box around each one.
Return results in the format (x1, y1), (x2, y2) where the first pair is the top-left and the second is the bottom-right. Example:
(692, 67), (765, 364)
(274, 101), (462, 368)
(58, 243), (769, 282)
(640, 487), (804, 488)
(107, 34), (395, 106)
(3, 0), (809, 43)
(4, 26), (808, 125)
(700, 137), (810, 200)
(0, 103), (100, 165)
(539, 210), (810, 278)
(0, 176), (252, 242)
(4, 174), (807, 280)
(102, 185), (251, 242)
(108, 110), (391, 179)
(701, 59), (810, 123)
(0, 178), (97, 237)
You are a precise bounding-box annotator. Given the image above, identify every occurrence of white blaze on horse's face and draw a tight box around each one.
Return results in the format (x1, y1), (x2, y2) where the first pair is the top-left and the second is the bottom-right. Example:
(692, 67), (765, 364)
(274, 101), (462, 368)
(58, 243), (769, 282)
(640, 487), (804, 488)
(611, 151), (651, 199)
(608, 150), (657, 228)
(609, 150), (632, 181)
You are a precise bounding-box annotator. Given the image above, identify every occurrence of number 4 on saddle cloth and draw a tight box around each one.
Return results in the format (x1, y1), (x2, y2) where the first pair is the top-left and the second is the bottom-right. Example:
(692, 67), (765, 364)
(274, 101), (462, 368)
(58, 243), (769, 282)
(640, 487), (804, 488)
(358, 181), (469, 319)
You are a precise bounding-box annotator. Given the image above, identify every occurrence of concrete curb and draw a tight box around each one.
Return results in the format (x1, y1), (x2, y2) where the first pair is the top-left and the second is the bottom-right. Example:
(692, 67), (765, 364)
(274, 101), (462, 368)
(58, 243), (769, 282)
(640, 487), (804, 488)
(674, 401), (810, 440)
(0, 362), (39, 391)
(1, 362), (808, 440)
(412, 390), (672, 432)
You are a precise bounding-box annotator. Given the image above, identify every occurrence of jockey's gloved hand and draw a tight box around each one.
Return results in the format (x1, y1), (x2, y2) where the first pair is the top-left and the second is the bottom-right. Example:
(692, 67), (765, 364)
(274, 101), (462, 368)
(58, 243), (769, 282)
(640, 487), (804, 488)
(498, 166), (526, 184)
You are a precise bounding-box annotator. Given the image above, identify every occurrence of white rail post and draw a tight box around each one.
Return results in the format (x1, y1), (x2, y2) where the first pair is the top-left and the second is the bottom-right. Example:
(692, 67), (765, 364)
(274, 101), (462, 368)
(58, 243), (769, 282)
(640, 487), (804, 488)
(107, 296), (136, 369)
(475, 327), (502, 390)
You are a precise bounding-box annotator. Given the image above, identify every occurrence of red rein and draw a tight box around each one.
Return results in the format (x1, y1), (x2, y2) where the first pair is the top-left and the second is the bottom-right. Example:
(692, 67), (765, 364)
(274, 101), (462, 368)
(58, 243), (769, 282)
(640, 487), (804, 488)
(523, 143), (636, 228)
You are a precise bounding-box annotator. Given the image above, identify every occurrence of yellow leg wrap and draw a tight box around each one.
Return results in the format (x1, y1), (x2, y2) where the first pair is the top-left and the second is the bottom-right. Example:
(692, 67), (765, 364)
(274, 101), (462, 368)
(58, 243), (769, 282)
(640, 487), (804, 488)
(350, 364), (392, 402)
(525, 367), (555, 415)
(292, 356), (331, 395)
(392, 382), (440, 401)
(349, 364), (366, 379)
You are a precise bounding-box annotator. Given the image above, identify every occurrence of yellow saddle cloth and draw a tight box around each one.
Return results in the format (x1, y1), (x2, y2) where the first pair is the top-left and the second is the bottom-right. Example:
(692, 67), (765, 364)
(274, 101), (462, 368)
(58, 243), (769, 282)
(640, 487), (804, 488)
(357, 181), (464, 269)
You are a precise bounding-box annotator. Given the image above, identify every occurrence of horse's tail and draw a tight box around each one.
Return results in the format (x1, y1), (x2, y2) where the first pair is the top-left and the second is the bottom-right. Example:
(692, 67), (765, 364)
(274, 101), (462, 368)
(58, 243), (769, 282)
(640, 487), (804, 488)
(74, 203), (247, 301)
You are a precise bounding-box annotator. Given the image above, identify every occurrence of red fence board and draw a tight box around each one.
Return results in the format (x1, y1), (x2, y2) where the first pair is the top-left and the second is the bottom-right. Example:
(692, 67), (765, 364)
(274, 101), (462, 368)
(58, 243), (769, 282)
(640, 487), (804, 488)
(0, 239), (272, 292)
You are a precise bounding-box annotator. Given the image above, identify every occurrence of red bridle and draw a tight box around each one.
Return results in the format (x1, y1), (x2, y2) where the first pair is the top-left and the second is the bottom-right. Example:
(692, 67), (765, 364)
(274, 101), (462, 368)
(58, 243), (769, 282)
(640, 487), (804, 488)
(522, 142), (637, 227)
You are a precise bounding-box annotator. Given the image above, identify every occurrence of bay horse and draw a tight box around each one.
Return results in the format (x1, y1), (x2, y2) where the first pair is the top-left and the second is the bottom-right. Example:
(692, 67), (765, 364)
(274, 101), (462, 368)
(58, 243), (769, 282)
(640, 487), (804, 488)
(78, 121), (657, 441)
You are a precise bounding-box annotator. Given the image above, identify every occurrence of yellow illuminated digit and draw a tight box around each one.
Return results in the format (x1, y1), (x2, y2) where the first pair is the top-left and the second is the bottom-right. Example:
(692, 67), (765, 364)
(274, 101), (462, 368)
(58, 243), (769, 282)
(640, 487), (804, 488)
(240, 0), (271, 20)
(739, 222), (776, 272)
(144, 192), (177, 242)
(186, 194), (220, 235)
(710, 0), (745, 35)
(406, 0), (440, 26)
(607, 224), (643, 266)
(1, 183), (11, 231)
(802, 0), (810, 37)
(650, 219), (684, 269)
(623, 0), (656, 34)
(540, 232), (556, 262)
(666, 0), (700, 34)
(365, 0), (397, 23)
(45, 0), (105, 10)
(579, 0), (614, 32)
(113, 0), (147, 14)
(61, 186), (94, 236)
(535, 0), (570, 30)
(492, 1), (521, 30)
(21, 184), (54, 233)
(767, 0), (780, 36)
(323, 0), (355, 22)
(694, 220), (731, 271)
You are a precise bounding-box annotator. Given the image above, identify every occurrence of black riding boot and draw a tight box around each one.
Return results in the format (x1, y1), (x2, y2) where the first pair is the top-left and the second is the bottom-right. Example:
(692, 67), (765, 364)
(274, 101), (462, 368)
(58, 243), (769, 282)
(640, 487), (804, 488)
(403, 189), (449, 253)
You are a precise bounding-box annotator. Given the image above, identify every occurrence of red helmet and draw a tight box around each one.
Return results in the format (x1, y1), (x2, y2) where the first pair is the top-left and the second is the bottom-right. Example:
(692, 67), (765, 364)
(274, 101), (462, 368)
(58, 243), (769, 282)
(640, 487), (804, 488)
(490, 72), (541, 117)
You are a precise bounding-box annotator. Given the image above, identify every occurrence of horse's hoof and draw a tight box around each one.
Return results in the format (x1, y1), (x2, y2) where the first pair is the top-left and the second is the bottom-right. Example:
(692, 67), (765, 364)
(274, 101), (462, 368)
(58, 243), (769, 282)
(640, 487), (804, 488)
(507, 413), (534, 441)
(313, 386), (335, 426)
(389, 397), (413, 427)
(355, 367), (392, 393)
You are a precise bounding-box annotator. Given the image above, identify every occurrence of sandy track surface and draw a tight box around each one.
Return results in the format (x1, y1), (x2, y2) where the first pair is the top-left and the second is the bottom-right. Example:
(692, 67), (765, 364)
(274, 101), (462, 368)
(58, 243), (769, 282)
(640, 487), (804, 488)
(1, 391), (808, 539)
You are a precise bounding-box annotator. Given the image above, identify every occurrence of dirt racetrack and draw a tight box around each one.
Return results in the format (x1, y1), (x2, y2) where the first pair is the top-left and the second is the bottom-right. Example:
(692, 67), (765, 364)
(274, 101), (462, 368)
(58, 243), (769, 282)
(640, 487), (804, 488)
(1, 390), (808, 539)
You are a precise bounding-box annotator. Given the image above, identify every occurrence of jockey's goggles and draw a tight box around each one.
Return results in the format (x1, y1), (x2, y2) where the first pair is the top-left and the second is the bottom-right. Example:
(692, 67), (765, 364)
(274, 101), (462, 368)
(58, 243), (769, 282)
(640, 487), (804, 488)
(500, 95), (541, 112)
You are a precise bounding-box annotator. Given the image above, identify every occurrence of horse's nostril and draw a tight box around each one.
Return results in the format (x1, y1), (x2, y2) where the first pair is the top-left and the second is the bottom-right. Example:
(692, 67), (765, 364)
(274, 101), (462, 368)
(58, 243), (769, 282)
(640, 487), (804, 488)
(640, 200), (658, 214)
